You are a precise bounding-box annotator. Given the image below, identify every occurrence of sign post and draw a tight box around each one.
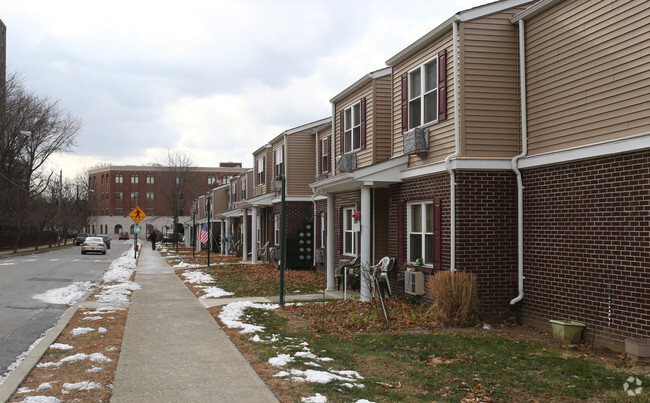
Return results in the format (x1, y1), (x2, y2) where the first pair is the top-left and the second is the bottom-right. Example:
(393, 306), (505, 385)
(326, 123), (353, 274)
(129, 207), (147, 258)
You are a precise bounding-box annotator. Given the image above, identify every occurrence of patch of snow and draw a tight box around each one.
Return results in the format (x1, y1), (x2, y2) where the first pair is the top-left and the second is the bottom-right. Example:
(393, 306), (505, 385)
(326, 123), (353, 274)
(98, 327), (107, 333)
(288, 368), (356, 384)
(60, 353), (88, 363)
(199, 286), (234, 299)
(341, 382), (365, 388)
(305, 362), (322, 367)
(302, 393), (327, 403)
(174, 262), (203, 269)
(82, 316), (103, 320)
(330, 369), (363, 379)
(268, 354), (295, 367)
(17, 397), (61, 403)
(62, 381), (101, 391)
(49, 343), (73, 350)
(16, 387), (32, 393)
(32, 281), (93, 305)
(89, 353), (111, 363)
(317, 357), (334, 362)
(218, 301), (278, 333)
(295, 351), (317, 359)
(71, 327), (95, 336)
(86, 366), (103, 372)
(95, 281), (140, 304)
(36, 382), (53, 391)
(274, 371), (290, 378)
(36, 362), (58, 368)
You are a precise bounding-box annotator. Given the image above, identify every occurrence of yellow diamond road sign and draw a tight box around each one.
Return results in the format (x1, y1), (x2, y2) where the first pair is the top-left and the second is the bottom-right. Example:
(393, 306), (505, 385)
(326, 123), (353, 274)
(129, 206), (146, 224)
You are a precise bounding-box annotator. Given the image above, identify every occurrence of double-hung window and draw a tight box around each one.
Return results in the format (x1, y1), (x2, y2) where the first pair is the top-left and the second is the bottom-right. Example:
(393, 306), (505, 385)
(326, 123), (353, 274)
(408, 56), (438, 129)
(115, 192), (123, 200)
(344, 102), (361, 153)
(274, 214), (280, 245)
(115, 173), (123, 184)
(131, 192), (139, 200)
(257, 158), (265, 185)
(320, 213), (326, 248)
(208, 174), (216, 185)
(407, 201), (434, 265)
(241, 178), (246, 200)
(321, 137), (329, 173)
(274, 146), (284, 176)
(131, 173), (139, 184)
(342, 207), (357, 255)
(146, 192), (154, 200)
(146, 173), (154, 184)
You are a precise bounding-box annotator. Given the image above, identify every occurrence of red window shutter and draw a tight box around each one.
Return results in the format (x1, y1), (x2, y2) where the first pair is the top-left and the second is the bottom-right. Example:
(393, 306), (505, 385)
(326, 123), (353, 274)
(360, 97), (367, 150)
(433, 198), (442, 269)
(281, 146), (285, 174)
(338, 207), (343, 255)
(262, 156), (265, 184)
(401, 73), (408, 132)
(273, 150), (277, 177)
(339, 110), (345, 155)
(438, 49), (447, 122)
(315, 212), (321, 247)
(397, 202), (405, 264)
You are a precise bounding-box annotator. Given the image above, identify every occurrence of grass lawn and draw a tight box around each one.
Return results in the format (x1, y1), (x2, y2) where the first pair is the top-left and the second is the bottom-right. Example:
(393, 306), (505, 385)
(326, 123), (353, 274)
(217, 301), (648, 402)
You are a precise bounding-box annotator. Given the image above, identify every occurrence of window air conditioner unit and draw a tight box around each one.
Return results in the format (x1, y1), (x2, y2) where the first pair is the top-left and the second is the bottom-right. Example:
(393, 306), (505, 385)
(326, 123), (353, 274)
(404, 271), (425, 295)
(336, 153), (357, 173)
(403, 128), (427, 155)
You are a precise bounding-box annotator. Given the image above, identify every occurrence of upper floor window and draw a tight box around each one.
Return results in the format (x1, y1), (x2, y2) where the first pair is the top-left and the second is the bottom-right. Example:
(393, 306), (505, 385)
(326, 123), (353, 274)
(257, 157), (265, 185)
(408, 56), (438, 129)
(93, 176), (96, 186)
(131, 192), (139, 200)
(241, 178), (247, 200)
(146, 192), (154, 200)
(344, 102), (361, 153)
(115, 173), (123, 184)
(101, 175), (104, 185)
(131, 173), (139, 184)
(208, 174), (216, 185)
(146, 173), (154, 184)
(176, 175), (183, 184)
(274, 146), (284, 176)
(274, 214), (280, 245)
(321, 137), (329, 173)
(115, 192), (123, 200)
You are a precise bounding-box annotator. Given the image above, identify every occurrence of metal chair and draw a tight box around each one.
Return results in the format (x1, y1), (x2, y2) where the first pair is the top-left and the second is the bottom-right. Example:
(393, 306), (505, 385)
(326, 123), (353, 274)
(336, 256), (361, 296)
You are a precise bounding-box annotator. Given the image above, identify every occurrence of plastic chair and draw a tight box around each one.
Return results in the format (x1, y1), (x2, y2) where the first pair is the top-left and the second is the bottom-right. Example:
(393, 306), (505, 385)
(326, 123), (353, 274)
(336, 256), (361, 294)
(370, 257), (395, 299)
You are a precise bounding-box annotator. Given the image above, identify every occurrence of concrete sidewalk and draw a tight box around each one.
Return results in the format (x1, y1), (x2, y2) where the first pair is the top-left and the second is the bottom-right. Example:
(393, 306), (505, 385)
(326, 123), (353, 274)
(111, 246), (279, 402)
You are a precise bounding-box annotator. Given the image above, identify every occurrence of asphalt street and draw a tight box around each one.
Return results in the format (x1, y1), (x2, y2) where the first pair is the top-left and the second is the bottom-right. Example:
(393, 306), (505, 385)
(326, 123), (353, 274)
(0, 240), (132, 375)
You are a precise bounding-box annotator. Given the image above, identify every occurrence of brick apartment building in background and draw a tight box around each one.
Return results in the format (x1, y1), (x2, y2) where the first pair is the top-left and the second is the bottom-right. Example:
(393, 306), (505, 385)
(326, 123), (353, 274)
(87, 163), (247, 237)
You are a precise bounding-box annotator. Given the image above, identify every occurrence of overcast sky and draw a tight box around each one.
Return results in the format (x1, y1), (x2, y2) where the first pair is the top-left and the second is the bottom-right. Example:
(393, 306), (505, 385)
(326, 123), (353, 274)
(2, 0), (490, 180)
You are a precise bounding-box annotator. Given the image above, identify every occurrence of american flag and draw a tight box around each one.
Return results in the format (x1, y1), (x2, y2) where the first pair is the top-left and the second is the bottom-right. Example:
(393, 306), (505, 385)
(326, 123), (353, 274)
(198, 223), (210, 244)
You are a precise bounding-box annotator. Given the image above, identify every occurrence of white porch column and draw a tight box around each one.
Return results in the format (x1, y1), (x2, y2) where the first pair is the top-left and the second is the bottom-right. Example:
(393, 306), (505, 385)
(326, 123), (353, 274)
(326, 193), (335, 290)
(251, 206), (259, 264)
(220, 220), (225, 254)
(225, 218), (231, 253)
(242, 208), (248, 261)
(360, 186), (371, 301)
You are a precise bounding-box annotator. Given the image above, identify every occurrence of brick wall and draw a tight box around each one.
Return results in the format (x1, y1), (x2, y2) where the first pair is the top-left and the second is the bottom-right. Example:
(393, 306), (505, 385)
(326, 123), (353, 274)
(455, 171), (518, 320)
(521, 150), (650, 351)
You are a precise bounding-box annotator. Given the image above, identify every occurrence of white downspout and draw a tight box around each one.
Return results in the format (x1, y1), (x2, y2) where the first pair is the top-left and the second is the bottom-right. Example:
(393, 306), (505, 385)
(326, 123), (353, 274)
(444, 20), (460, 273)
(511, 19), (528, 305)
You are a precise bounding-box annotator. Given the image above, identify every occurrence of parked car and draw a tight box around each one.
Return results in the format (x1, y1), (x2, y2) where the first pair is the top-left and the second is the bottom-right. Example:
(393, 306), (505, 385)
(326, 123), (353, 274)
(119, 231), (130, 240)
(75, 232), (89, 246)
(80, 236), (107, 255)
(98, 235), (111, 249)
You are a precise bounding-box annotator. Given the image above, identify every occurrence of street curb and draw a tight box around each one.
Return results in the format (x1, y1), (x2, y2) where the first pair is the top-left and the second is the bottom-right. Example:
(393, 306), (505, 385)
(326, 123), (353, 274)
(0, 288), (95, 401)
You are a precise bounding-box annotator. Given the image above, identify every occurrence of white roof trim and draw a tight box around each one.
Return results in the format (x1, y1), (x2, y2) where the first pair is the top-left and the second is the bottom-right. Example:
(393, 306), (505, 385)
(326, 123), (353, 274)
(386, 0), (533, 66)
(330, 67), (392, 104)
(511, 0), (560, 23)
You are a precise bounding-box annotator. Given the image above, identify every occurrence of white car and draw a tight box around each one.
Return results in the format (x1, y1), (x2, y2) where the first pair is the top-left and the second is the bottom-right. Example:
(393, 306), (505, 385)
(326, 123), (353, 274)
(81, 236), (107, 255)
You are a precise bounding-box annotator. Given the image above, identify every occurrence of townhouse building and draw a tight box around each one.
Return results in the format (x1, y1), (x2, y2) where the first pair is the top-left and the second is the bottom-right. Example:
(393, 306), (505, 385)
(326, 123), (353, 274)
(188, 0), (649, 352)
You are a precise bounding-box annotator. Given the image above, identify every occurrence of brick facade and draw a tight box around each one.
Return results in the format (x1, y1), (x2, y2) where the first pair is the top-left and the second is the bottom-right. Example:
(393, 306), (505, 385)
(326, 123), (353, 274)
(521, 150), (650, 351)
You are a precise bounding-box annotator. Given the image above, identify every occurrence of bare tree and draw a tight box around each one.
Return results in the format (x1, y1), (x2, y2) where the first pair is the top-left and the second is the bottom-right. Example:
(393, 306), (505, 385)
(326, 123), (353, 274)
(0, 73), (82, 251)
(154, 150), (202, 251)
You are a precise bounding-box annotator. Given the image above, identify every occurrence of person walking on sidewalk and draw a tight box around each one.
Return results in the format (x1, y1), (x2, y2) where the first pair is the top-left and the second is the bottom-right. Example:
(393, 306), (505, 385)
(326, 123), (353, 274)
(149, 231), (157, 250)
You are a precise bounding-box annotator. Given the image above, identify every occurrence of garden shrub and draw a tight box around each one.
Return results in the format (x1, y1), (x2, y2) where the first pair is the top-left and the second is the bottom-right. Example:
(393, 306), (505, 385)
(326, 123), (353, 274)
(428, 270), (479, 327)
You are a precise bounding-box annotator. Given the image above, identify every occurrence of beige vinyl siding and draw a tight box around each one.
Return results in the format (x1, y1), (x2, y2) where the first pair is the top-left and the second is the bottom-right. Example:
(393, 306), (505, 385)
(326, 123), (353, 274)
(253, 150), (269, 196)
(462, 9), (523, 157)
(525, 0), (650, 155)
(334, 85), (374, 171)
(246, 171), (254, 200)
(391, 34), (455, 166)
(373, 75), (393, 162)
(212, 188), (227, 216)
(286, 132), (316, 196)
